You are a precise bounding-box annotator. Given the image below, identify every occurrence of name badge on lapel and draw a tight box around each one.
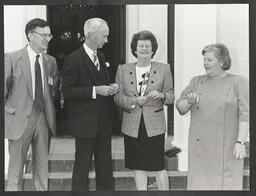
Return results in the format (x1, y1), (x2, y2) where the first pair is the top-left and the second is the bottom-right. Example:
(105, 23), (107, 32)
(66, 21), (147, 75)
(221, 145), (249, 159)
(48, 76), (53, 86)
(106, 62), (110, 67)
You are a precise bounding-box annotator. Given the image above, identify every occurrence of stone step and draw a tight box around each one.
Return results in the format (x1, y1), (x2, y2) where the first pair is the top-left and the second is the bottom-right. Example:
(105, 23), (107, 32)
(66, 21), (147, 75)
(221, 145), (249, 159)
(5, 170), (250, 191)
(25, 153), (250, 173)
(25, 154), (179, 173)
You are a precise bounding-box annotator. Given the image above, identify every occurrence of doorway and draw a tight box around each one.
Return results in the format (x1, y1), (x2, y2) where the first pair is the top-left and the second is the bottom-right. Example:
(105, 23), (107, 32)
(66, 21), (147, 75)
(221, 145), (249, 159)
(47, 5), (126, 136)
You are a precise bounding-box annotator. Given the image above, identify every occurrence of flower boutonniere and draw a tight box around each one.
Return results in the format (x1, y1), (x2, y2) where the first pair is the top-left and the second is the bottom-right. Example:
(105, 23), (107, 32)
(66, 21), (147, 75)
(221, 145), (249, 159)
(105, 62), (110, 67)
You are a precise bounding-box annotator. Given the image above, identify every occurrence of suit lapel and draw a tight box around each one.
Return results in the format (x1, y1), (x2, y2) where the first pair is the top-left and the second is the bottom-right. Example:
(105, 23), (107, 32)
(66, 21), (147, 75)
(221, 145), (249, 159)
(20, 47), (33, 99)
(42, 54), (56, 134)
(42, 54), (51, 100)
(144, 62), (156, 93)
(98, 53), (110, 84)
(127, 63), (139, 96)
(79, 47), (98, 84)
(79, 47), (110, 85)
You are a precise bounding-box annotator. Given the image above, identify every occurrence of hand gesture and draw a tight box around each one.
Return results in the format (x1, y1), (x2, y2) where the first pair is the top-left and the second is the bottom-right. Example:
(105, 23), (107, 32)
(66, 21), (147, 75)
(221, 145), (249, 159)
(110, 83), (119, 94)
(146, 90), (165, 100)
(136, 96), (148, 106)
(233, 143), (246, 160)
(186, 92), (199, 105)
(95, 85), (118, 96)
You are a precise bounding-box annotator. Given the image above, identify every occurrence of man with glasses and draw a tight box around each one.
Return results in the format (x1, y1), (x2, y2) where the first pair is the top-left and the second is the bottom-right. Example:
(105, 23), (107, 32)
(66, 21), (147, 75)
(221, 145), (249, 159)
(5, 18), (58, 191)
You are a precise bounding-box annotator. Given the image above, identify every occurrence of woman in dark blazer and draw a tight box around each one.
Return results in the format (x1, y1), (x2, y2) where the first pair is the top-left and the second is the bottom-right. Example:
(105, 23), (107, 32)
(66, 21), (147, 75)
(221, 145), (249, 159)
(114, 30), (174, 190)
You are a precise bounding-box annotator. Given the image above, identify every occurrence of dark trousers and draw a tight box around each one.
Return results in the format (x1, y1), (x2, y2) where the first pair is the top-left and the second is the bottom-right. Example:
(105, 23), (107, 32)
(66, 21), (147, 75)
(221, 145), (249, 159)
(71, 133), (114, 191)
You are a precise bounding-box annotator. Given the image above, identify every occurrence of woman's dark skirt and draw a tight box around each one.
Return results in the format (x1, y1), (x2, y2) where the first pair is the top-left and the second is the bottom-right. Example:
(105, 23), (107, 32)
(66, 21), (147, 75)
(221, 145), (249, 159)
(124, 115), (165, 171)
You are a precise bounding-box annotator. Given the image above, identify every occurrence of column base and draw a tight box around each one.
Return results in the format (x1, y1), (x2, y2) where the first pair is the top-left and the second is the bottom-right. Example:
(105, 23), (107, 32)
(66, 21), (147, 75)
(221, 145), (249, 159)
(177, 149), (188, 172)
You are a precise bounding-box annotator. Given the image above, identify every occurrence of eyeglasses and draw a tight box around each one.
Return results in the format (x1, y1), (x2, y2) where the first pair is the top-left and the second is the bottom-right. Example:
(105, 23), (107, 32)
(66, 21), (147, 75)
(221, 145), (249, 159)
(137, 44), (152, 49)
(32, 31), (53, 40)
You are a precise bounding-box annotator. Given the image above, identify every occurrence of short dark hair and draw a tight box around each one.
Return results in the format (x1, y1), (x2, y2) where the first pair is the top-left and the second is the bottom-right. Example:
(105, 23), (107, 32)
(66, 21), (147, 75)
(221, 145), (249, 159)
(202, 43), (231, 70)
(25, 18), (50, 41)
(130, 30), (158, 58)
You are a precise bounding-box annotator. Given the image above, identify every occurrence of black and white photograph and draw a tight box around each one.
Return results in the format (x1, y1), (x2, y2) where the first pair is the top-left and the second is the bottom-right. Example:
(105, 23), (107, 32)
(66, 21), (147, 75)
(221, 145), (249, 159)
(1, 0), (255, 194)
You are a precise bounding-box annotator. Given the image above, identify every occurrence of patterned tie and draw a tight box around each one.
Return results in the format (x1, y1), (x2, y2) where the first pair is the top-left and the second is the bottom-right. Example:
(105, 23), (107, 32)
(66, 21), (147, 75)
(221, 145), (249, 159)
(93, 51), (100, 71)
(34, 55), (45, 113)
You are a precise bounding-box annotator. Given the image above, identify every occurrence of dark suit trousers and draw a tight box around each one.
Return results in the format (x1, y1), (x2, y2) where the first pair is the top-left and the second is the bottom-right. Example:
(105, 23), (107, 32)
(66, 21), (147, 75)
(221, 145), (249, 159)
(7, 108), (48, 191)
(72, 133), (114, 191)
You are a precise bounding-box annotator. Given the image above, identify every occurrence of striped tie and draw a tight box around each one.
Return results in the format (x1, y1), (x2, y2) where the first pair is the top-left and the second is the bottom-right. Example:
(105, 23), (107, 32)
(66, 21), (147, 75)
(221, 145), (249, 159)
(93, 51), (100, 71)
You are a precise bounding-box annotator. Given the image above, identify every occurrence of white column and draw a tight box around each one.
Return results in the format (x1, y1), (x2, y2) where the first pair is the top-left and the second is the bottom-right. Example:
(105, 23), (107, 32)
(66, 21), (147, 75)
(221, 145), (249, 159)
(216, 4), (249, 79)
(4, 5), (46, 53)
(174, 4), (217, 171)
(216, 4), (249, 141)
(126, 5), (168, 63)
(126, 5), (169, 133)
(174, 4), (249, 171)
(4, 5), (47, 175)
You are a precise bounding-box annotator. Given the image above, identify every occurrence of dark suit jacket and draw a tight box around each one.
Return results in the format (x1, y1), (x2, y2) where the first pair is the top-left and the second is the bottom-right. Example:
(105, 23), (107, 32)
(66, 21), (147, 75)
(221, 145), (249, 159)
(62, 46), (113, 138)
(4, 47), (58, 140)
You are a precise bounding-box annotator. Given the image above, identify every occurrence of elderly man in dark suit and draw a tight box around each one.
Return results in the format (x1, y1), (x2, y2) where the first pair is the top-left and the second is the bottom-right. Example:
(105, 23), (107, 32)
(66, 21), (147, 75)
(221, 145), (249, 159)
(62, 18), (118, 191)
(4, 18), (58, 191)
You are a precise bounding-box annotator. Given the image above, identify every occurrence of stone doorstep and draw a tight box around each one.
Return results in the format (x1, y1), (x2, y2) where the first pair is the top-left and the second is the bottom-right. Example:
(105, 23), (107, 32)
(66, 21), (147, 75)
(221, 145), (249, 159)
(31, 135), (177, 157)
(47, 136), (250, 155)
(25, 155), (250, 173)
(4, 171), (250, 191)
(4, 172), (188, 191)
(23, 170), (187, 179)
(21, 170), (249, 179)
(25, 156), (179, 173)
(19, 176), (189, 191)
(26, 136), (250, 170)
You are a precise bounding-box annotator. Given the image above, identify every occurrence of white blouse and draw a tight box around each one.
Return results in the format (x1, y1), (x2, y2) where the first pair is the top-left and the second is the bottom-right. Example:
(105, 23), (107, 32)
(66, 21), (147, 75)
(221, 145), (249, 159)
(135, 64), (151, 96)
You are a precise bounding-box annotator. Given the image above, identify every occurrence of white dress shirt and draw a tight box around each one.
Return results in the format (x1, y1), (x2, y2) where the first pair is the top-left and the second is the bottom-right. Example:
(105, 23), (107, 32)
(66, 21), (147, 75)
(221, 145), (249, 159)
(27, 45), (45, 100)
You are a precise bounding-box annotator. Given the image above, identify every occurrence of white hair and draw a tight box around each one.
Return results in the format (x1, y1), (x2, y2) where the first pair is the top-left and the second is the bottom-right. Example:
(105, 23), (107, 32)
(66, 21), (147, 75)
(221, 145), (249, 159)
(84, 18), (108, 38)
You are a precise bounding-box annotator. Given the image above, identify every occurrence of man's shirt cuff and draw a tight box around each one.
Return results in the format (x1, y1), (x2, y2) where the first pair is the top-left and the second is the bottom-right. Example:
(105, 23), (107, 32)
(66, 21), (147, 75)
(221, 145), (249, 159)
(92, 86), (96, 99)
